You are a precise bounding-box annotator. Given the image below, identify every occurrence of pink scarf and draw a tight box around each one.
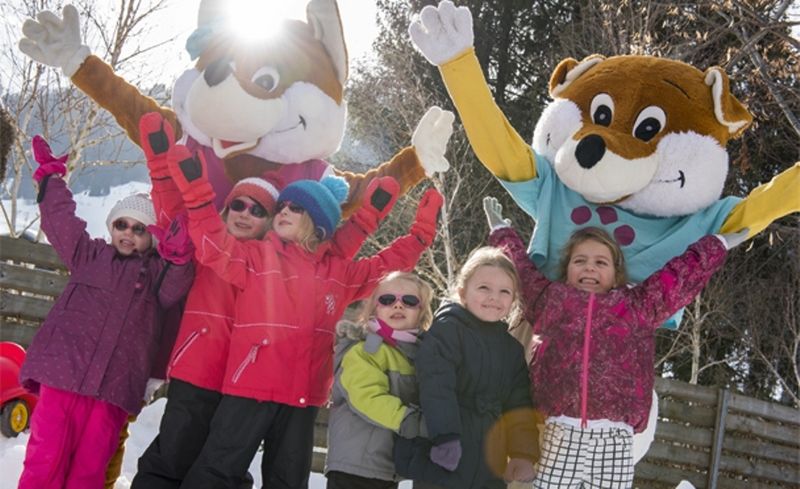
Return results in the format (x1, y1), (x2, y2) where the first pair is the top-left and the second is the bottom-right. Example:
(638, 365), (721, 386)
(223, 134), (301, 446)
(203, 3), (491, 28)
(367, 319), (419, 347)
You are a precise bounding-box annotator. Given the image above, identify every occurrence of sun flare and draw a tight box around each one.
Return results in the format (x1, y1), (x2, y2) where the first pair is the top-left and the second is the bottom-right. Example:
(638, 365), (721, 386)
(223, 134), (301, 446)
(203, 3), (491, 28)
(223, 0), (306, 43)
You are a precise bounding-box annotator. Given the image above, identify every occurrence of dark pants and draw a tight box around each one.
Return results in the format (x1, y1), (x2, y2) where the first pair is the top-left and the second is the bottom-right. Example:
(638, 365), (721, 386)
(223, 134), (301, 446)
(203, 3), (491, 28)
(182, 394), (318, 489)
(131, 380), (252, 489)
(412, 482), (447, 489)
(326, 471), (398, 489)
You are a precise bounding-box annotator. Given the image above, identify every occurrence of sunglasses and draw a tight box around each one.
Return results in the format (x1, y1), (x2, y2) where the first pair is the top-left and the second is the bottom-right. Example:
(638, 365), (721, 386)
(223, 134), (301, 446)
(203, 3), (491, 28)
(113, 219), (148, 236)
(276, 201), (305, 214)
(377, 294), (421, 308)
(229, 199), (269, 218)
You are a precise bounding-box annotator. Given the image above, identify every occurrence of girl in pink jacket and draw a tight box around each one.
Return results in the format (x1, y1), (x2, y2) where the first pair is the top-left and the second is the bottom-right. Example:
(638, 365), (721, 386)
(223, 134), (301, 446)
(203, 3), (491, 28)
(166, 140), (442, 488)
(484, 197), (744, 489)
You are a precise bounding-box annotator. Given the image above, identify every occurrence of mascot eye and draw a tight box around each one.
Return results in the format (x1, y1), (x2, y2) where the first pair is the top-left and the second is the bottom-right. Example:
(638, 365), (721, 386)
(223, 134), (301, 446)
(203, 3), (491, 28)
(590, 93), (614, 127)
(251, 66), (280, 92)
(633, 106), (666, 142)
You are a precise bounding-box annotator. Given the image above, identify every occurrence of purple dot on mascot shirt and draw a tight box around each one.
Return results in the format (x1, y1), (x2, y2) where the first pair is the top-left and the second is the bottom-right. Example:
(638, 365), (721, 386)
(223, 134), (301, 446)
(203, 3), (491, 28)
(614, 225), (635, 246)
(571, 206), (592, 224)
(596, 206), (618, 224)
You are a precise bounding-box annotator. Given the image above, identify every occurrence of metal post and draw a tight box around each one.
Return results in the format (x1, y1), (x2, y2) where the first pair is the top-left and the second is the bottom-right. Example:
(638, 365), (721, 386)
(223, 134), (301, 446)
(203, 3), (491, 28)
(707, 388), (730, 489)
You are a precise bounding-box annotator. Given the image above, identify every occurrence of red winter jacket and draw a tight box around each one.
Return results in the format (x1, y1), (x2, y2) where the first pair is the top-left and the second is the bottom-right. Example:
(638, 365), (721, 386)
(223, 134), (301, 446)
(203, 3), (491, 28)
(187, 204), (427, 407)
(151, 179), (373, 392)
(490, 226), (727, 432)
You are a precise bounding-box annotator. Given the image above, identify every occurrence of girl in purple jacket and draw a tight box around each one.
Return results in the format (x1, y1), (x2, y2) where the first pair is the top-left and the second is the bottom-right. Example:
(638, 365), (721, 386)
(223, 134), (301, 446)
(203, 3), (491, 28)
(483, 196), (746, 489)
(17, 136), (194, 489)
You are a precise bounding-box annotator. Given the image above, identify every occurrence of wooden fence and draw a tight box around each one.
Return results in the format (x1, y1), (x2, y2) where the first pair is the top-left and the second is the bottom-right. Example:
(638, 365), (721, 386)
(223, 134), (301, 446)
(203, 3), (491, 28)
(2, 235), (798, 487)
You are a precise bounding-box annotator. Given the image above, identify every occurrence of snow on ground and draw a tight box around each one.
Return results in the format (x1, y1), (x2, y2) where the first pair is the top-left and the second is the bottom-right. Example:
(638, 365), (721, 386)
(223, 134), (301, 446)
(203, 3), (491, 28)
(0, 398), (413, 488)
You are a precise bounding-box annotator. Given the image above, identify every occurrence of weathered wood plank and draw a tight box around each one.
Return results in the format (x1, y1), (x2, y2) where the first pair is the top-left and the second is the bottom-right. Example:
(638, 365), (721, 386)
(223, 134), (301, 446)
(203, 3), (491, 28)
(655, 419), (713, 447)
(659, 399), (716, 427)
(311, 450), (326, 474)
(726, 412), (800, 447)
(722, 434), (800, 465)
(0, 236), (65, 270)
(0, 262), (68, 297)
(718, 451), (800, 485)
(634, 461), (707, 488)
(646, 440), (710, 469)
(0, 318), (39, 347)
(655, 377), (718, 404)
(0, 291), (53, 322)
(728, 391), (800, 426)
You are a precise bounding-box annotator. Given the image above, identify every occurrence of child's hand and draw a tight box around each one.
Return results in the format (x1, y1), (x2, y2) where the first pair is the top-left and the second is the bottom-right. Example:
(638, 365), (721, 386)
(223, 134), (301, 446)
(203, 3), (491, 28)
(503, 457), (536, 483)
(398, 406), (428, 439)
(31, 135), (68, 183)
(483, 196), (511, 230)
(351, 177), (401, 233)
(166, 144), (215, 209)
(148, 212), (195, 265)
(139, 112), (175, 180)
(409, 188), (444, 246)
(429, 438), (461, 471)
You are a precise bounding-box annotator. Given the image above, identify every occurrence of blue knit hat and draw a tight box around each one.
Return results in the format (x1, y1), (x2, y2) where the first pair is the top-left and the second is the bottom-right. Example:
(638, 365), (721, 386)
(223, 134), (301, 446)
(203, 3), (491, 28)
(277, 176), (349, 240)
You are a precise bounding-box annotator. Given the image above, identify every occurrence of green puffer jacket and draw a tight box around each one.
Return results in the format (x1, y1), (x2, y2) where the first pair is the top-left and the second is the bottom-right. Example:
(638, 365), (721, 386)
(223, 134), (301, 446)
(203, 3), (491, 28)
(325, 328), (426, 482)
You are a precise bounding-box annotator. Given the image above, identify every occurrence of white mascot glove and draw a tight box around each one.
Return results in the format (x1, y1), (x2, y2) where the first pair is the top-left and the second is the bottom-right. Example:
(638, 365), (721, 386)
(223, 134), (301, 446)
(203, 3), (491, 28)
(19, 4), (90, 77)
(143, 378), (165, 404)
(412, 106), (455, 177)
(716, 228), (750, 250)
(409, 0), (474, 66)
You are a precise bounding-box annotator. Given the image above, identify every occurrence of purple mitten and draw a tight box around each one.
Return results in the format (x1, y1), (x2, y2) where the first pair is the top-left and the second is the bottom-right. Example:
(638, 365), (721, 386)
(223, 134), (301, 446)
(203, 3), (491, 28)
(31, 135), (68, 182)
(147, 212), (194, 265)
(429, 439), (462, 471)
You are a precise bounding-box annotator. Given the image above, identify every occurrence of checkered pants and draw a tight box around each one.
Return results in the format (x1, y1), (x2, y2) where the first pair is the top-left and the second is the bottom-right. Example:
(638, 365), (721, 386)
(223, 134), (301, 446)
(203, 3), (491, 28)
(533, 422), (634, 488)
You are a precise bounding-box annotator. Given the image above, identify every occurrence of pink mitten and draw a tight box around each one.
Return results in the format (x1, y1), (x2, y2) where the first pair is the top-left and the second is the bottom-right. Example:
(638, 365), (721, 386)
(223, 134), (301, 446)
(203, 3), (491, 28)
(166, 144), (215, 209)
(31, 135), (68, 182)
(351, 176), (401, 233)
(147, 212), (194, 265)
(409, 188), (444, 246)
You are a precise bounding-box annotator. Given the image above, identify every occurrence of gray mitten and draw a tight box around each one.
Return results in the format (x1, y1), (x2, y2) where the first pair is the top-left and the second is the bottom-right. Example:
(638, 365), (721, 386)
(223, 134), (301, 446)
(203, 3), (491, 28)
(398, 406), (428, 439)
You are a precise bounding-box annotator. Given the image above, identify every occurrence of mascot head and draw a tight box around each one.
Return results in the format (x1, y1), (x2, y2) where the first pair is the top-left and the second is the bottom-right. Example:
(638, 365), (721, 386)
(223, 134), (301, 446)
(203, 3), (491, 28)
(172, 0), (348, 178)
(531, 55), (753, 217)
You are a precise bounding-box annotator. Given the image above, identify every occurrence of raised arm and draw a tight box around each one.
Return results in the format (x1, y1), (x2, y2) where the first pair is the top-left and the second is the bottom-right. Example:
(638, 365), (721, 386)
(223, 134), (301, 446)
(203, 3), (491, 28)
(166, 142), (259, 290)
(409, 2), (535, 181)
(342, 189), (443, 302)
(629, 235), (729, 328)
(329, 177), (400, 259)
(139, 112), (185, 226)
(484, 197), (552, 305)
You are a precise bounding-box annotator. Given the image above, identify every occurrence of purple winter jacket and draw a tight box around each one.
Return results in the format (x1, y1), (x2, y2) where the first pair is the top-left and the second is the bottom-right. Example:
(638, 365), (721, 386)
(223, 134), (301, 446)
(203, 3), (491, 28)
(19, 177), (194, 415)
(490, 226), (727, 432)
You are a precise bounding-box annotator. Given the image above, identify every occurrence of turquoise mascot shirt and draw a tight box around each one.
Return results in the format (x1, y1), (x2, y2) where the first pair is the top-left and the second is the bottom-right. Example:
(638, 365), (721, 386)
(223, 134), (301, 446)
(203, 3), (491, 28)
(501, 152), (739, 329)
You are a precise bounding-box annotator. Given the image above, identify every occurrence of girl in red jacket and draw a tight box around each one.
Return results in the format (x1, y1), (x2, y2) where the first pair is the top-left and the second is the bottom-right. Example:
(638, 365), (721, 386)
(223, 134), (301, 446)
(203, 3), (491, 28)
(165, 140), (442, 488)
(131, 113), (399, 489)
(484, 196), (746, 488)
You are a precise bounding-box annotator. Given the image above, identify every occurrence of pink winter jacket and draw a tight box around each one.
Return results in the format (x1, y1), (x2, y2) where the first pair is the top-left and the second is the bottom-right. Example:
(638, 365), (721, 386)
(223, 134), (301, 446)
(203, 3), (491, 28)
(490, 226), (727, 432)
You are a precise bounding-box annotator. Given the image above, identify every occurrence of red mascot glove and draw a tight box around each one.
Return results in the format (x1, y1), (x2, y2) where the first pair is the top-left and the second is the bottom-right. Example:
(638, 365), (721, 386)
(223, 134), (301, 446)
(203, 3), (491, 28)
(409, 188), (444, 246)
(351, 176), (400, 234)
(147, 212), (194, 265)
(139, 112), (175, 180)
(166, 144), (215, 209)
(31, 135), (68, 183)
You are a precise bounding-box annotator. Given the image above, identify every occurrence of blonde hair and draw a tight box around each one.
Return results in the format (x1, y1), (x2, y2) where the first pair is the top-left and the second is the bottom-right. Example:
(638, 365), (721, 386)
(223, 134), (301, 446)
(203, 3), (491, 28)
(453, 247), (521, 321)
(558, 227), (628, 287)
(295, 213), (321, 252)
(360, 271), (435, 331)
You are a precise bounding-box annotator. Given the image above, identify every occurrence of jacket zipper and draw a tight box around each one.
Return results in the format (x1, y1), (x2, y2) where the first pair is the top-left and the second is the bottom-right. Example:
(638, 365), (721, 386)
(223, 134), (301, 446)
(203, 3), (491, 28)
(168, 330), (201, 376)
(580, 293), (595, 428)
(231, 344), (260, 384)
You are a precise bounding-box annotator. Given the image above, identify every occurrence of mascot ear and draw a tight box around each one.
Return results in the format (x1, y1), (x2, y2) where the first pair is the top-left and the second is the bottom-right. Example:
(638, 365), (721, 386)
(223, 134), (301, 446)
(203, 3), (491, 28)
(549, 54), (605, 97)
(307, 0), (349, 85)
(704, 67), (753, 139)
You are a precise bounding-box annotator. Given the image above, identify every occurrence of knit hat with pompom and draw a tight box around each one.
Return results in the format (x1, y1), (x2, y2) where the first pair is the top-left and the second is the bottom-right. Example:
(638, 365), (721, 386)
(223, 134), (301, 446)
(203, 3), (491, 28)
(277, 176), (349, 240)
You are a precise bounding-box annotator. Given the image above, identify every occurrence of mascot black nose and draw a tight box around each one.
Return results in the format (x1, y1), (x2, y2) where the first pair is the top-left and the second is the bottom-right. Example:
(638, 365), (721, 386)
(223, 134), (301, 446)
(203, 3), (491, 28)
(575, 134), (606, 169)
(204, 57), (233, 87)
